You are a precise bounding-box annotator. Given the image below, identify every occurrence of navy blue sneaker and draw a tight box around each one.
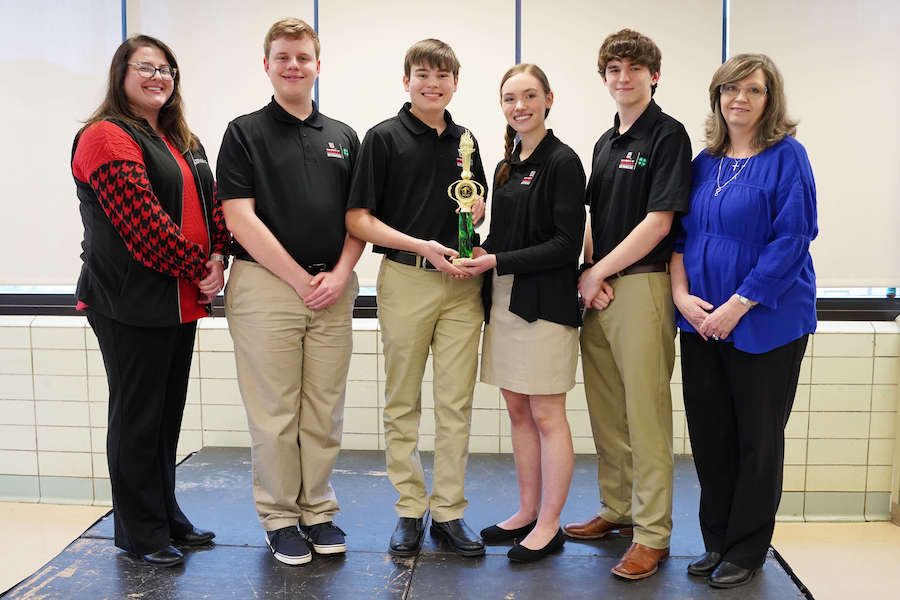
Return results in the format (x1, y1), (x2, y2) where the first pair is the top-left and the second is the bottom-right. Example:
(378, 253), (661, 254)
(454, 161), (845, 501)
(300, 521), (347, 554)
(265, 526), (312, 565)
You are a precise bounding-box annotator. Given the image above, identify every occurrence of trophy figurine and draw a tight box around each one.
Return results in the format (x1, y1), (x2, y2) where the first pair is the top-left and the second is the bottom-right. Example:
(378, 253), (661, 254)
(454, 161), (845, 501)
(447, 130), (484, 265)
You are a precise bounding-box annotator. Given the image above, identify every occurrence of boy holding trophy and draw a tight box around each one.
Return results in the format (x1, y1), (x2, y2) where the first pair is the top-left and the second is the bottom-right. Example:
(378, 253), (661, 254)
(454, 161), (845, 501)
(346, 38), (488, 559)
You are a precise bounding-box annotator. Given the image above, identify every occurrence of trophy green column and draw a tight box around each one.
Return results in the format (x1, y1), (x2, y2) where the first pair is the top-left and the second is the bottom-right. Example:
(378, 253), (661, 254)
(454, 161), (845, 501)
(447, 130), (484, 265)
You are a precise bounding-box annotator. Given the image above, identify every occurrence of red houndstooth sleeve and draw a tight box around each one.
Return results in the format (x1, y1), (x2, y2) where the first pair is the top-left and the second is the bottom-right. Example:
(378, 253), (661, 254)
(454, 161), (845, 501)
(74, 121), (208, 280)
(210, 183), (229, 257)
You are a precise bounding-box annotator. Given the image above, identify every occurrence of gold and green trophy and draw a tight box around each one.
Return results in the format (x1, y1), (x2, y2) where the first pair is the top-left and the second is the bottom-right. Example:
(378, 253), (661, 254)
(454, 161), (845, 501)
(447, 130), (484, 265)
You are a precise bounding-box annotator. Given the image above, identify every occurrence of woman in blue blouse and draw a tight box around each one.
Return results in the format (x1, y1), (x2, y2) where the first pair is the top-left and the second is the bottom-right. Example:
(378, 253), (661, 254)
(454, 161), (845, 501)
(670, 54), (816, 589)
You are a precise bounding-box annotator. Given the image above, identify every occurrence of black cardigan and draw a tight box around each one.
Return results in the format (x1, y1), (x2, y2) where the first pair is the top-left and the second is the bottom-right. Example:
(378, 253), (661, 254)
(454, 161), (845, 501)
(481, 131), (586, 327)
(73, 119), (220, 327)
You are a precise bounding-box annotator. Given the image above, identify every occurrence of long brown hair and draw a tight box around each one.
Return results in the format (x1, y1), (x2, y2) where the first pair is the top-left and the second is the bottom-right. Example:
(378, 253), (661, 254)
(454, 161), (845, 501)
(494, 64), (552, 188)
(704, 53), (797, 157)
(85, 35), (197, 152)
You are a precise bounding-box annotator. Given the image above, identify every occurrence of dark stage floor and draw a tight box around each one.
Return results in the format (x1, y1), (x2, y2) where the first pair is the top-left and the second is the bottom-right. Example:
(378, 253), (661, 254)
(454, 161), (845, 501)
(4, 448), (810, 599)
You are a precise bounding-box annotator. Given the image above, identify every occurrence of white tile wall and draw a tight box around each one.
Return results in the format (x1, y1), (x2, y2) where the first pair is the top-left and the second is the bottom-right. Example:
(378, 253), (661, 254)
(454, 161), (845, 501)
(0, 348), (32, 374)
(33, 375), (88, 401)
(37, 451), (92, 478)
(36, 426), (92, 452)
(0, 316), (897, 521)
(869, 438), (894, 465)
(0, 374), (33, 400)
(0, 425), (37, 451)
(0, 399), (36, 425)
(0, 316), (31, 348)
(32, 349), (86, 376)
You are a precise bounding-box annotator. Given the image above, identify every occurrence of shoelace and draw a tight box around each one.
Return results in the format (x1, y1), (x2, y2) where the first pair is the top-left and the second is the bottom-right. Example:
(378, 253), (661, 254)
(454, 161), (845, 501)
(308, 523), (346, 537)
(270, 527), (304, 544)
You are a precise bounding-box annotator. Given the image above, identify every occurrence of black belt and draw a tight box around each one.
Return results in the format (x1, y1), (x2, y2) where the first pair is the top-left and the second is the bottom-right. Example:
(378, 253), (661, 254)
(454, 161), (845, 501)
(607, 262), (668, 280)
(305, 263), (332, 275)
(385, 250), (439, 271)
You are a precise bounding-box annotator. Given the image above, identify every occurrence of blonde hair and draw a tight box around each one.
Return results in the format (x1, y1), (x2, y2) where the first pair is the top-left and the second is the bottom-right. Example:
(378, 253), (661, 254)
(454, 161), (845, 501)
(704, 53), (797, 156)
(494, 64), (552, 188)
(264, 17), (320, 59)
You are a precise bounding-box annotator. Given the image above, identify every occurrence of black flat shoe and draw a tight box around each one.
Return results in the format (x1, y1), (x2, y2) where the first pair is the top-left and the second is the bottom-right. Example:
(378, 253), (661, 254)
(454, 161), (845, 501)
(708, 560), (759, 588)
(507, 529), (565, 563)
(389, 517), (425, 557)
(139, 545), (184, 567)
(172, 527), (216, 547)
(687, 551), (722, 576)
(430, 518), (485, 557)
(480, 520), (537, 543)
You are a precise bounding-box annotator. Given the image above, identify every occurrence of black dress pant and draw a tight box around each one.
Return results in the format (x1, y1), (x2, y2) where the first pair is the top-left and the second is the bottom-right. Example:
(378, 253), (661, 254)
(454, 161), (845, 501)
(88, 310), (197, 555)
(680, 331), (807, 569)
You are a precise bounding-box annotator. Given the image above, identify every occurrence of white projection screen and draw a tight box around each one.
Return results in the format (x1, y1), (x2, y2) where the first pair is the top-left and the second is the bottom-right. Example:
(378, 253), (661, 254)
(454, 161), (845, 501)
(1, 0), (897, 288)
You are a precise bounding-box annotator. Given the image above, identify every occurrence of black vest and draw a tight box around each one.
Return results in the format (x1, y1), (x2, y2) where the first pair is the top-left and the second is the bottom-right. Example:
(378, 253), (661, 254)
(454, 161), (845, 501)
(73, 119), (216, 326)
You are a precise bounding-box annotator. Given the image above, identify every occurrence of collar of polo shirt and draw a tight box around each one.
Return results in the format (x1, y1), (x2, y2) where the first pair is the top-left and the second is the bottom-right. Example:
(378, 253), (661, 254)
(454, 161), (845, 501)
(612, 99), (662, 139)
(398, 102), (463, 138)
(268, 96), (324, 129)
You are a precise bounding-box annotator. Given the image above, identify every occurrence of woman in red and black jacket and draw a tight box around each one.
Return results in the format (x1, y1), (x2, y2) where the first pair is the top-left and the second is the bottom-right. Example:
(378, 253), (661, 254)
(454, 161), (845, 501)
(72, 34), (228, 567)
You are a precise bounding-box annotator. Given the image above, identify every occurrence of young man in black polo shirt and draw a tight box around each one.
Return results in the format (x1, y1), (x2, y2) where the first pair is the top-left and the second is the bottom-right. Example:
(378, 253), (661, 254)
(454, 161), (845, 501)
(346, 38), (488, 558)
(563, 29), (692, 580)
(216, 18), (363, 566)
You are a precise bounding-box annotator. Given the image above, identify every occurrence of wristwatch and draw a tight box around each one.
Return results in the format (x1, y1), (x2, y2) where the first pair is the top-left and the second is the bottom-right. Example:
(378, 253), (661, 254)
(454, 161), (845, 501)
(737, 294), (755, 308)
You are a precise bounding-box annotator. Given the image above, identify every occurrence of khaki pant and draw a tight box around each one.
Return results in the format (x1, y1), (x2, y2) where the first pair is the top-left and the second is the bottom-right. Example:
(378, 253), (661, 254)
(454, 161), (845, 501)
(377, 258), (483, 521)
(580, 272), (675, 549)
(225, 259), (358, 530)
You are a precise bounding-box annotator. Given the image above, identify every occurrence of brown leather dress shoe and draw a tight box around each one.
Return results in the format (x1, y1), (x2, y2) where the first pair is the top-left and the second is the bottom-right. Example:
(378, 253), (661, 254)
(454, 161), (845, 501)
(611, 542), (669, 580)
(562, 516), (634, 539)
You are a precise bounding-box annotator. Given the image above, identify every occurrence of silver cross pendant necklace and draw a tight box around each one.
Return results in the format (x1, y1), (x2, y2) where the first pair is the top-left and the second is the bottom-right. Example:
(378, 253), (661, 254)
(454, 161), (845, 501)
(715, 155), (752, 196)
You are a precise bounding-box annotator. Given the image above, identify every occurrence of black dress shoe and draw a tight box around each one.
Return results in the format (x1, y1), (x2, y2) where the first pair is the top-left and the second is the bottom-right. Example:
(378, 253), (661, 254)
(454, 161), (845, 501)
(708, 560), (759, 588)
(480, 520), (537, 543)
(430, 519), (485, 557)
(172, 527), (216, 547)
(687, 551), (722, 576)
(389, 517), (425, 557)
(139, 545), (184, 567)
(507, 529), (565, 563)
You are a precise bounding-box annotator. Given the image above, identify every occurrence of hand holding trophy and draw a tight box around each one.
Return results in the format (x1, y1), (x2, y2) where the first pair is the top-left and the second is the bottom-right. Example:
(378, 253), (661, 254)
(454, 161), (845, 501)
(447, 130), (484, 265)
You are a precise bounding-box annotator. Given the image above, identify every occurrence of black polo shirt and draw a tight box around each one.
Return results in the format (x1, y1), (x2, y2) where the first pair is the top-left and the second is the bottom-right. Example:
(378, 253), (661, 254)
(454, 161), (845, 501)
(216, 98), (359, 268)
(346, 103), (488, 253)
(482, 130), (586, 327)
(586, 99), (692, 266)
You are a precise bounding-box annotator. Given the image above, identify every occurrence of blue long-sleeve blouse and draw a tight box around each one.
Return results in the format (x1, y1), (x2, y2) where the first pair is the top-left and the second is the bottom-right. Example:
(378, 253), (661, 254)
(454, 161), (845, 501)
(674, 136), (817, 354)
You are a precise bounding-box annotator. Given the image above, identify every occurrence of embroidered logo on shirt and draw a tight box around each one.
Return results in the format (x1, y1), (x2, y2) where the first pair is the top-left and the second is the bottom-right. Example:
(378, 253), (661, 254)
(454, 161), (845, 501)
(192, 157), (209, 166)
(456, 150), (463, 167)
(619, 151), (648, 170)
(325, 142), (344, 159)
(618, 151), (636, 170)
(521, 170), (536, 185)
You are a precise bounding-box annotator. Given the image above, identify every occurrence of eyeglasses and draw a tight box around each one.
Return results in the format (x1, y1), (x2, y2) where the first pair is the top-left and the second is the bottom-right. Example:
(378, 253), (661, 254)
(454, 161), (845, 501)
(129, 62), (177, 81)
(720, 83), (766, 98)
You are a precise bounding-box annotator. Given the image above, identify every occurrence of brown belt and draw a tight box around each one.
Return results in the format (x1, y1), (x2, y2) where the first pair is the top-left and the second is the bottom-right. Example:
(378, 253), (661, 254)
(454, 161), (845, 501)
(607, 262), (669, 280)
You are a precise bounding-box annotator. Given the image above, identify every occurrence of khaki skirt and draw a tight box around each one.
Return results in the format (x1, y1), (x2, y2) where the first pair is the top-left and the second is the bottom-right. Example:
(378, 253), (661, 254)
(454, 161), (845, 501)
(480, 272), (578, 395)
